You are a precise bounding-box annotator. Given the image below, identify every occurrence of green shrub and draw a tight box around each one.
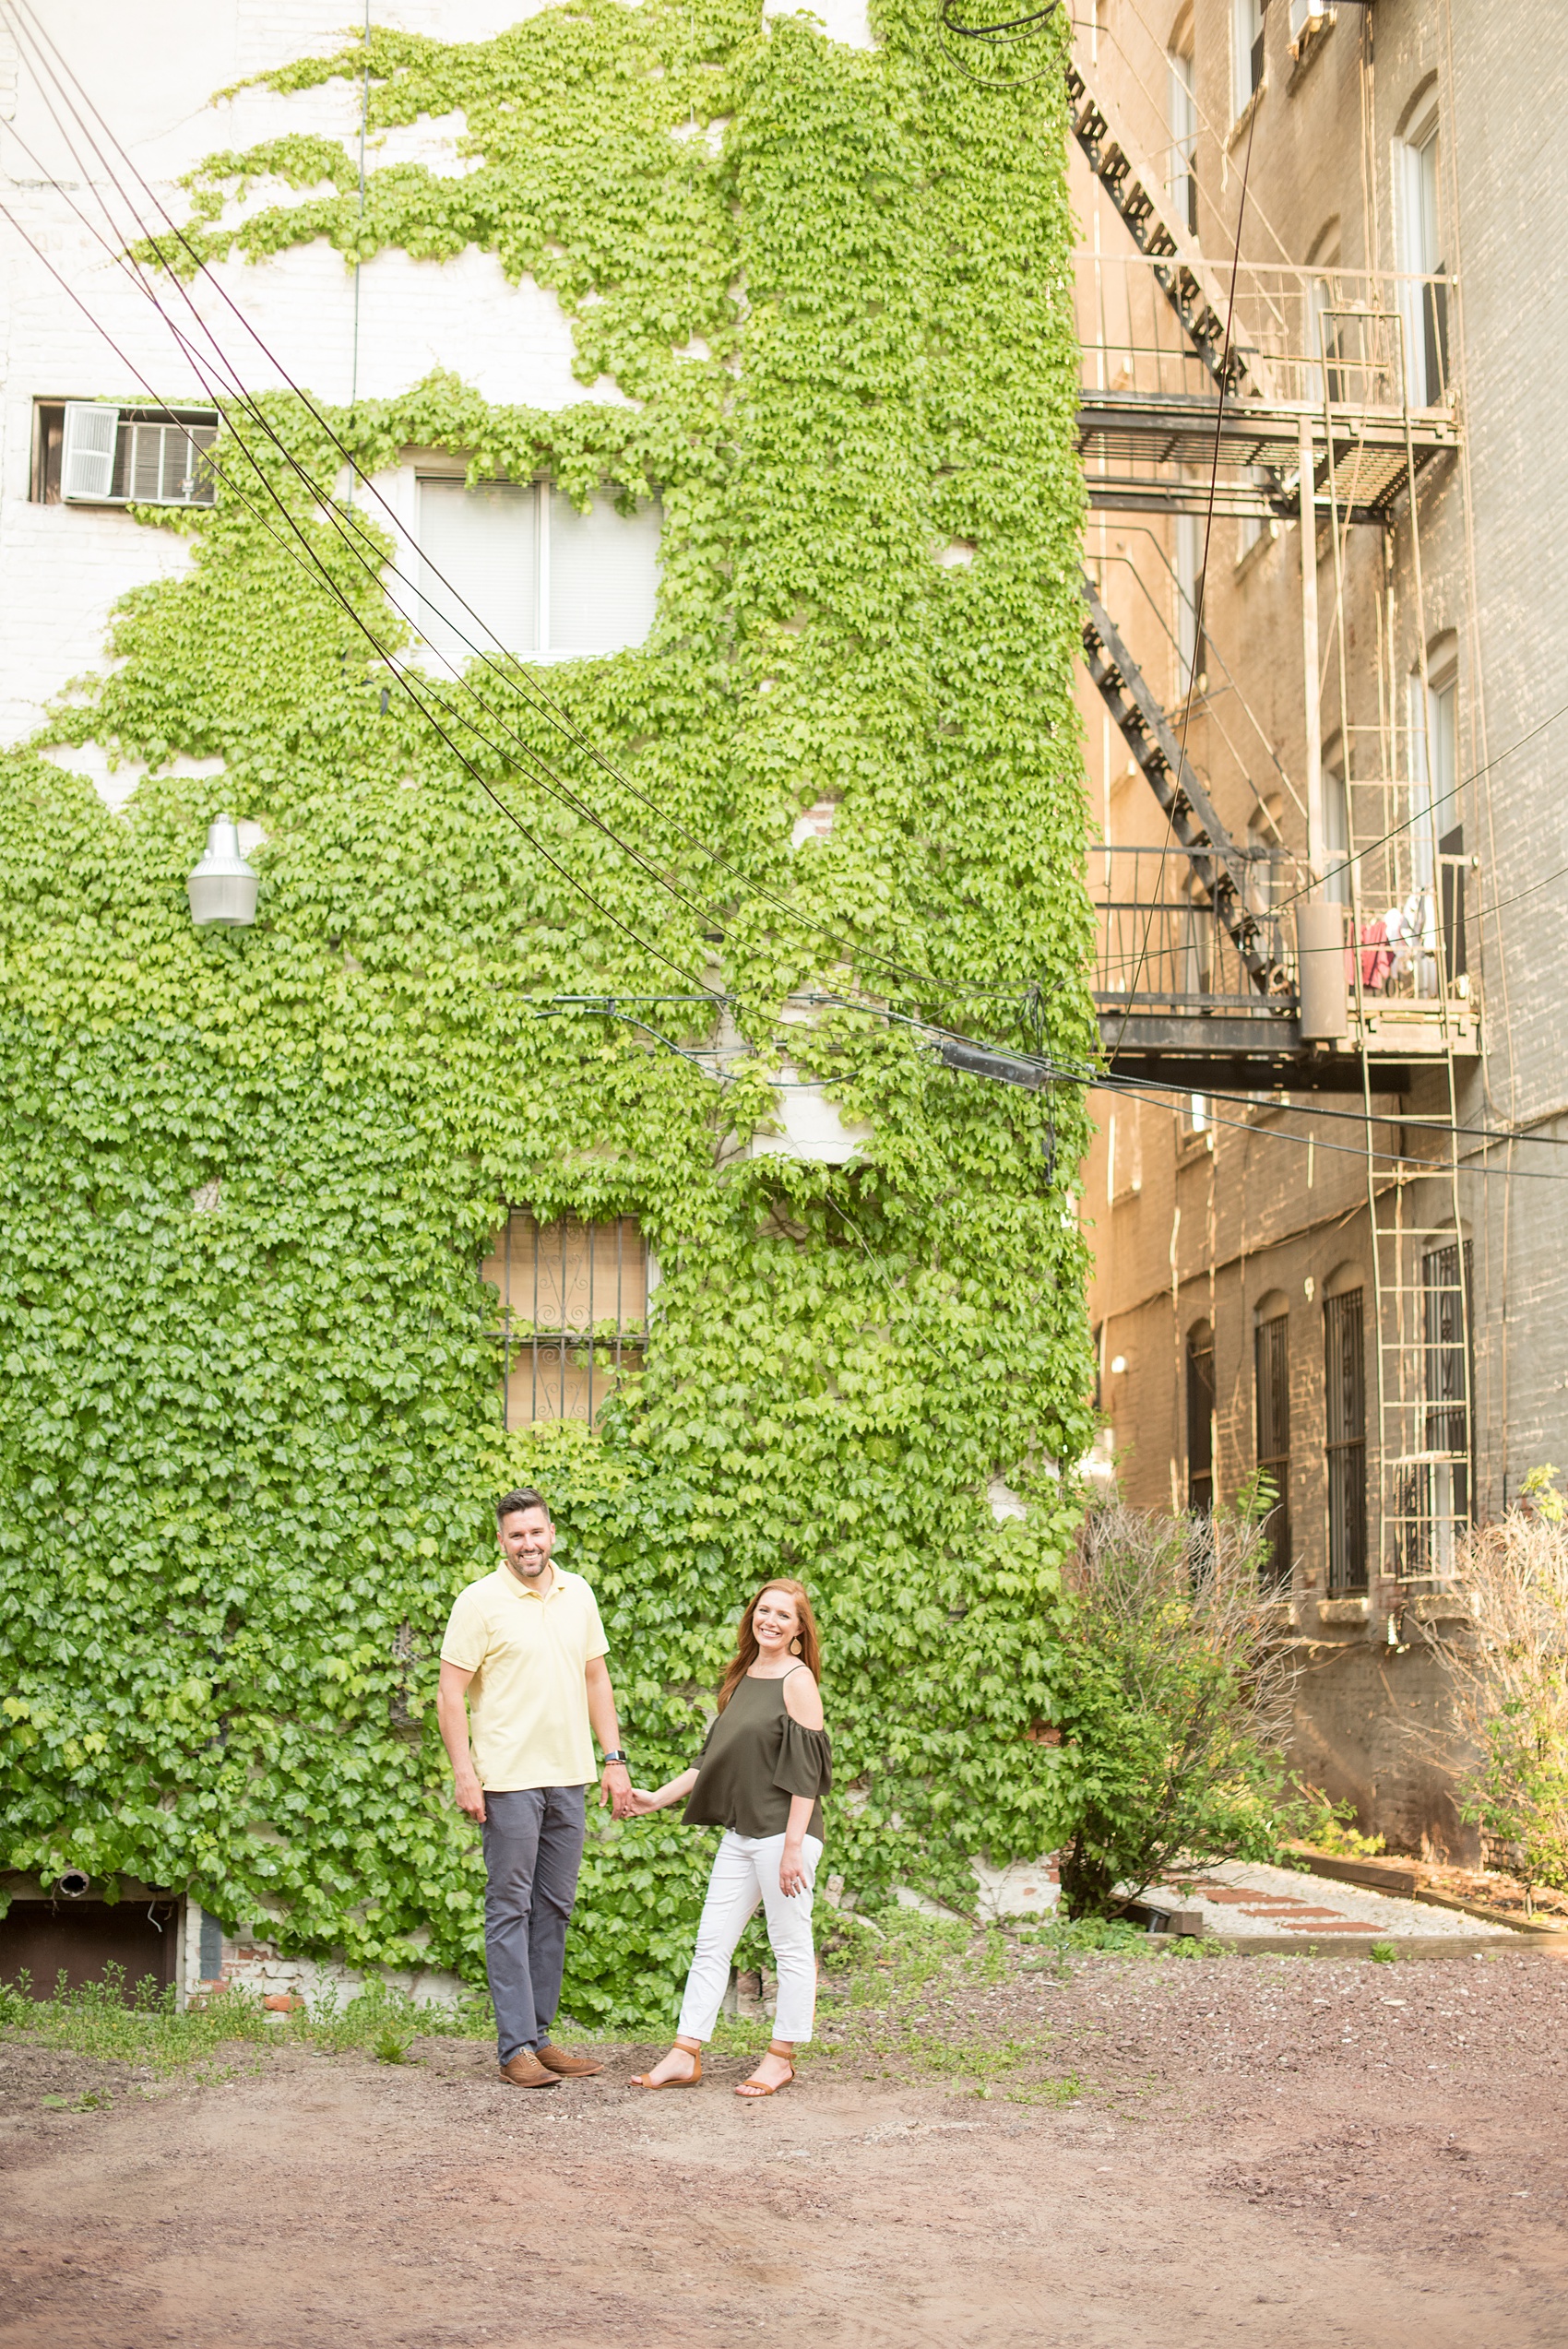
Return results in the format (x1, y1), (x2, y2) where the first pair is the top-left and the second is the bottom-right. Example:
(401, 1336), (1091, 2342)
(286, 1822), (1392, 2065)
(1050, 1507), (1294, 1919)
(1276, 1780), (1385, 1860)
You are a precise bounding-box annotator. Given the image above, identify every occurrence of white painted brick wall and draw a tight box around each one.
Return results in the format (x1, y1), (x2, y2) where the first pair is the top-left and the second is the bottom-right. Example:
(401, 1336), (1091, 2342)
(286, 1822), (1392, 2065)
(0, 4), (659, 749)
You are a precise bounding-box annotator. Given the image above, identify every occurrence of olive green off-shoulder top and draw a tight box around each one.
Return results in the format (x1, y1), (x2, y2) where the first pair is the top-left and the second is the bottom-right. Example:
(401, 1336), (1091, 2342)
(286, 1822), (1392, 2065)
(683, 1668), (832, 1842)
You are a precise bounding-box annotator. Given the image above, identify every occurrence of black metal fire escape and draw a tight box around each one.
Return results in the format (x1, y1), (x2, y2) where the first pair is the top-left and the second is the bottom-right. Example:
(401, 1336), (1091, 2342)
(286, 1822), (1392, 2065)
(1069, 54), (1468, 1090)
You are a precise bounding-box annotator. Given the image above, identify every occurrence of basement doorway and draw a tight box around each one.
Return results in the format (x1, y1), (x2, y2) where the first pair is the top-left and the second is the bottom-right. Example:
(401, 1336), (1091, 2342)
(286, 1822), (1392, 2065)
(0, 1885), (179, 1999)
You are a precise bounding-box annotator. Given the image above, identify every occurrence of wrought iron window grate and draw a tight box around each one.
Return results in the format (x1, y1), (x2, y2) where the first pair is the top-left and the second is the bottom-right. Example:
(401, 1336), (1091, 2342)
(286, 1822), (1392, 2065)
(482, 1212), (647, 1426)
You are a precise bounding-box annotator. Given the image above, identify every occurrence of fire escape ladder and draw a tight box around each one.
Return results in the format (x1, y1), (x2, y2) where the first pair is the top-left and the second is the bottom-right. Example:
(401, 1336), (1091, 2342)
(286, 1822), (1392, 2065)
(1080, 570), (1290, 1000)
(1064, 56), (1273, 402)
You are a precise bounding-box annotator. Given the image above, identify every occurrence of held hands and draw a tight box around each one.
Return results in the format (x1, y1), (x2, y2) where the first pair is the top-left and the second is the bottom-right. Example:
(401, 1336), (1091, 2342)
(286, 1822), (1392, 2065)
(779, 1841), (808, 1899)
(599, 1760), (636, 1820)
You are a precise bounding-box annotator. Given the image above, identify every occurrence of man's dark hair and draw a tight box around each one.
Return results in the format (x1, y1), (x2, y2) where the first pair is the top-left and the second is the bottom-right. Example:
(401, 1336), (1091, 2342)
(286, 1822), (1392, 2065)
(495, 1487), (551, 1524)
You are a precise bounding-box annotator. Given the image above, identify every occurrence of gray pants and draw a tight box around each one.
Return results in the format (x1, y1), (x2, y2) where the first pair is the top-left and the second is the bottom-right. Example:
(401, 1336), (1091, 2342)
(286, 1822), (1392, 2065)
(481, 1785), (588, 2064)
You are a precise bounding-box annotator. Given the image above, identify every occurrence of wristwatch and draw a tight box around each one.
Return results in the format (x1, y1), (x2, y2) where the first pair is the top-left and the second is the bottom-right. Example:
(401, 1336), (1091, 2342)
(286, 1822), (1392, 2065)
(602, 1750), (629, 1767)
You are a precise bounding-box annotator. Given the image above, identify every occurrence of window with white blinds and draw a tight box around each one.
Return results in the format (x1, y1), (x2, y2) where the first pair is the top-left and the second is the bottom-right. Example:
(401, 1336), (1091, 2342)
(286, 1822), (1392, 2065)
(413, 476), (660, 671)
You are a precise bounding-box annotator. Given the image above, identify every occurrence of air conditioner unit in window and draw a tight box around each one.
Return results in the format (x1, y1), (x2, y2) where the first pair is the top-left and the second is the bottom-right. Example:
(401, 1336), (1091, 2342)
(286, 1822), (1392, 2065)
(1289, 0), (1336, 54)
(60, 402), (218, 507)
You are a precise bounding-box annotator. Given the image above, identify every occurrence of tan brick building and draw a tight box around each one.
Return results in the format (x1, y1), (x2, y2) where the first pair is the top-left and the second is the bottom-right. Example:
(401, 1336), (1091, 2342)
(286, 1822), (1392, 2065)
(1070, 0), (1568, 1853)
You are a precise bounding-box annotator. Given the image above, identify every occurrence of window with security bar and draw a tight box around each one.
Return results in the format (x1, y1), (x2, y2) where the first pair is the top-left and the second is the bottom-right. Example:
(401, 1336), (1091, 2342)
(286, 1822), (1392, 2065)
(33, 403), (219, 507)
(1254, 1311), (1291, 1590)
(482, 1212), (647, 1426)
(1323, 1288), (1367, 1593)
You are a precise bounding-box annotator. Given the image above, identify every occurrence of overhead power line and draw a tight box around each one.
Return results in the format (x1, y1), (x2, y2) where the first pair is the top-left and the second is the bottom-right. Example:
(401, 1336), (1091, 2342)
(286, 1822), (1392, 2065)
(11, 6), (1566, 1193)
(4, 0), (980, 1016)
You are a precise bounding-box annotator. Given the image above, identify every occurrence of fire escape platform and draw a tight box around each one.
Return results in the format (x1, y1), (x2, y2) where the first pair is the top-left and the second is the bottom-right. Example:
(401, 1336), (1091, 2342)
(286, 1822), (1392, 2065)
(1096, 1005), (1481, 1094)
(1077, 393), (1459, 521)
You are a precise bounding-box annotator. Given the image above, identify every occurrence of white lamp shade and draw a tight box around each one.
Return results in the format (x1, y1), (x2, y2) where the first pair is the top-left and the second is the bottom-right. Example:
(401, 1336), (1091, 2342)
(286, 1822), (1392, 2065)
(187, 817), (258, 927)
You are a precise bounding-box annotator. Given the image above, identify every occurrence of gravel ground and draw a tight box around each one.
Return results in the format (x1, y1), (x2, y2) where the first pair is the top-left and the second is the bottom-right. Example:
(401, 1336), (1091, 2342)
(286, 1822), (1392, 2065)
(2, 1939), (1565, 2346)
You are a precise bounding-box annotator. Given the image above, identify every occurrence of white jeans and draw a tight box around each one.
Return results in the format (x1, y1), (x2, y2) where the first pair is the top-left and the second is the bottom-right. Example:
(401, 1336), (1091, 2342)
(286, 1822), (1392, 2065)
(676, 1830), (824, 2045)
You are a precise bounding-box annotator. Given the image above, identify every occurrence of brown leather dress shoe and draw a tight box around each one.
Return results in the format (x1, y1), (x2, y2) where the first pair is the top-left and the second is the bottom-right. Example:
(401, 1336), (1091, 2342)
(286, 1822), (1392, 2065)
(497, 2048), (561, 2088)
(536, 2041), (603, 2078)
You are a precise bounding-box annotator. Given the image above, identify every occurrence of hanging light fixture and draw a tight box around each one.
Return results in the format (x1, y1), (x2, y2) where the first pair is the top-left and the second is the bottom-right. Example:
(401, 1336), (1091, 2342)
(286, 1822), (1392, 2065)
(186, 816), (258, 928)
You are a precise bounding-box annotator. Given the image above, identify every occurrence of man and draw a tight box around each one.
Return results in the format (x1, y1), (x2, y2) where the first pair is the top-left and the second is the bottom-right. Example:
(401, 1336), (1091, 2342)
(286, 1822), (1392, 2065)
(438, 1488), (633, 2088)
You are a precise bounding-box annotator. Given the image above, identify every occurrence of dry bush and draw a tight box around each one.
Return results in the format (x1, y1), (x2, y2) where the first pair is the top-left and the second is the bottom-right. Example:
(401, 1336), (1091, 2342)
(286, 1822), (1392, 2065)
(1052, 1506), (1298, 1918)
(1431, 1501), (1568, 1910)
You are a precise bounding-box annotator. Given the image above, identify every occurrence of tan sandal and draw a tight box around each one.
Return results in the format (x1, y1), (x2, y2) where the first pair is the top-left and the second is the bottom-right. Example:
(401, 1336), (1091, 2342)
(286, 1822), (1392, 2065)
(735, 2040), (796, 2098)
(630, 2038), (702, 2090)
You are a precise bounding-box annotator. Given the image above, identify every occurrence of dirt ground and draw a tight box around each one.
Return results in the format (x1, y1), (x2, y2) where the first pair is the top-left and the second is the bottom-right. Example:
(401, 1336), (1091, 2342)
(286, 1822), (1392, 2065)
(4, 1943), (1567, 2348)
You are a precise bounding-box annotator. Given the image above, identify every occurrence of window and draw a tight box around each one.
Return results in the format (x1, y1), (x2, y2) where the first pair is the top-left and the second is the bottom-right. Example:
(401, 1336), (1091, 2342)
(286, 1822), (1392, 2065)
(413, 476), (660, 671)
(1236, 467), (1273, 564)
(1399, 111), (1449, 404)
(1323, 757), (1352, 906)
(1440, 820), (1467, 987)
(1254, 1309), (1291, 1588)
(1167, 40), (1197, 237)
(482, 1211), (647, 1426)
(1313, 267), (1347, 404)
(1181, 884), (1214, 997)
(34, 402), (218, 507)
(1174, 510), (1206, 696)
(1108, 1101), (1142, 1203)
(1408, 655), (1456, 899)
(1324, 1287), (1367, 1592)
(1231, 0), (1265, 120)
(1186, 1319), (1216, 1516)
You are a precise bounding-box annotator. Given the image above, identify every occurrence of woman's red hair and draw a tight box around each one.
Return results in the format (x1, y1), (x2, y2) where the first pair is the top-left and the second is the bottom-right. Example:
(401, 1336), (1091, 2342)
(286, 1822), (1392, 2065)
(716, 1579), (821, 1711)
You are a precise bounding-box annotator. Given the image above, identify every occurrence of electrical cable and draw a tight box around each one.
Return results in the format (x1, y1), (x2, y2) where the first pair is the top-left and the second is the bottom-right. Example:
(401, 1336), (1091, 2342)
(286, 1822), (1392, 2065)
(6, 0), (981, 1015)
(15, 169), (1559, 1194)
(1257, 690), (1568, 927)
(0, 83), (757, 972)
(938, 0), (1063, 87)
(831, 990), (1568, 1172)
(7, 172), (1005, 1104)
(0, 204), (728, 1007)
(1099, 1062), (1568, 1154)
(25, 1), (1555, 1187)
(1083, 1072), (1568, 1183)
(1463, 858), (1568, 929)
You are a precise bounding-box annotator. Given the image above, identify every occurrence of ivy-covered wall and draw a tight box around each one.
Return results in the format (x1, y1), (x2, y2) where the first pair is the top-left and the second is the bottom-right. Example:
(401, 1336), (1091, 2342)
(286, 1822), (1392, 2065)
(0, 0), (1092, 2024)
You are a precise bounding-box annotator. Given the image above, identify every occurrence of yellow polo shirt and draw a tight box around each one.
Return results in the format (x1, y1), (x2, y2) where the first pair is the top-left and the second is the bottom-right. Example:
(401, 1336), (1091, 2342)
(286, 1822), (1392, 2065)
(440, 1564), (610, 1792)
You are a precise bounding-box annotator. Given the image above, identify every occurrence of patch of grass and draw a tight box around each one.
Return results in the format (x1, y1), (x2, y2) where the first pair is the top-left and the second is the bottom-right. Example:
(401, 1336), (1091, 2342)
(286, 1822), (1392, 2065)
(1017, 1916), (1149, 1969)
(1156, 1933), (1232, 1961)
(818, 1906), (974, 1990)
(809, 1912), (1065, 2089)
(1369, 1940), (1398, 1963)
(0, 1966), (493, 2073)
(1006, 2073), (1081, 2106)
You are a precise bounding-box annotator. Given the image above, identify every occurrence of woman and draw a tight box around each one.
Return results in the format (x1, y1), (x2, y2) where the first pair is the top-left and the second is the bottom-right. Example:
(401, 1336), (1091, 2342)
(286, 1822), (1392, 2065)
(626, 1579), (830, 2098)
